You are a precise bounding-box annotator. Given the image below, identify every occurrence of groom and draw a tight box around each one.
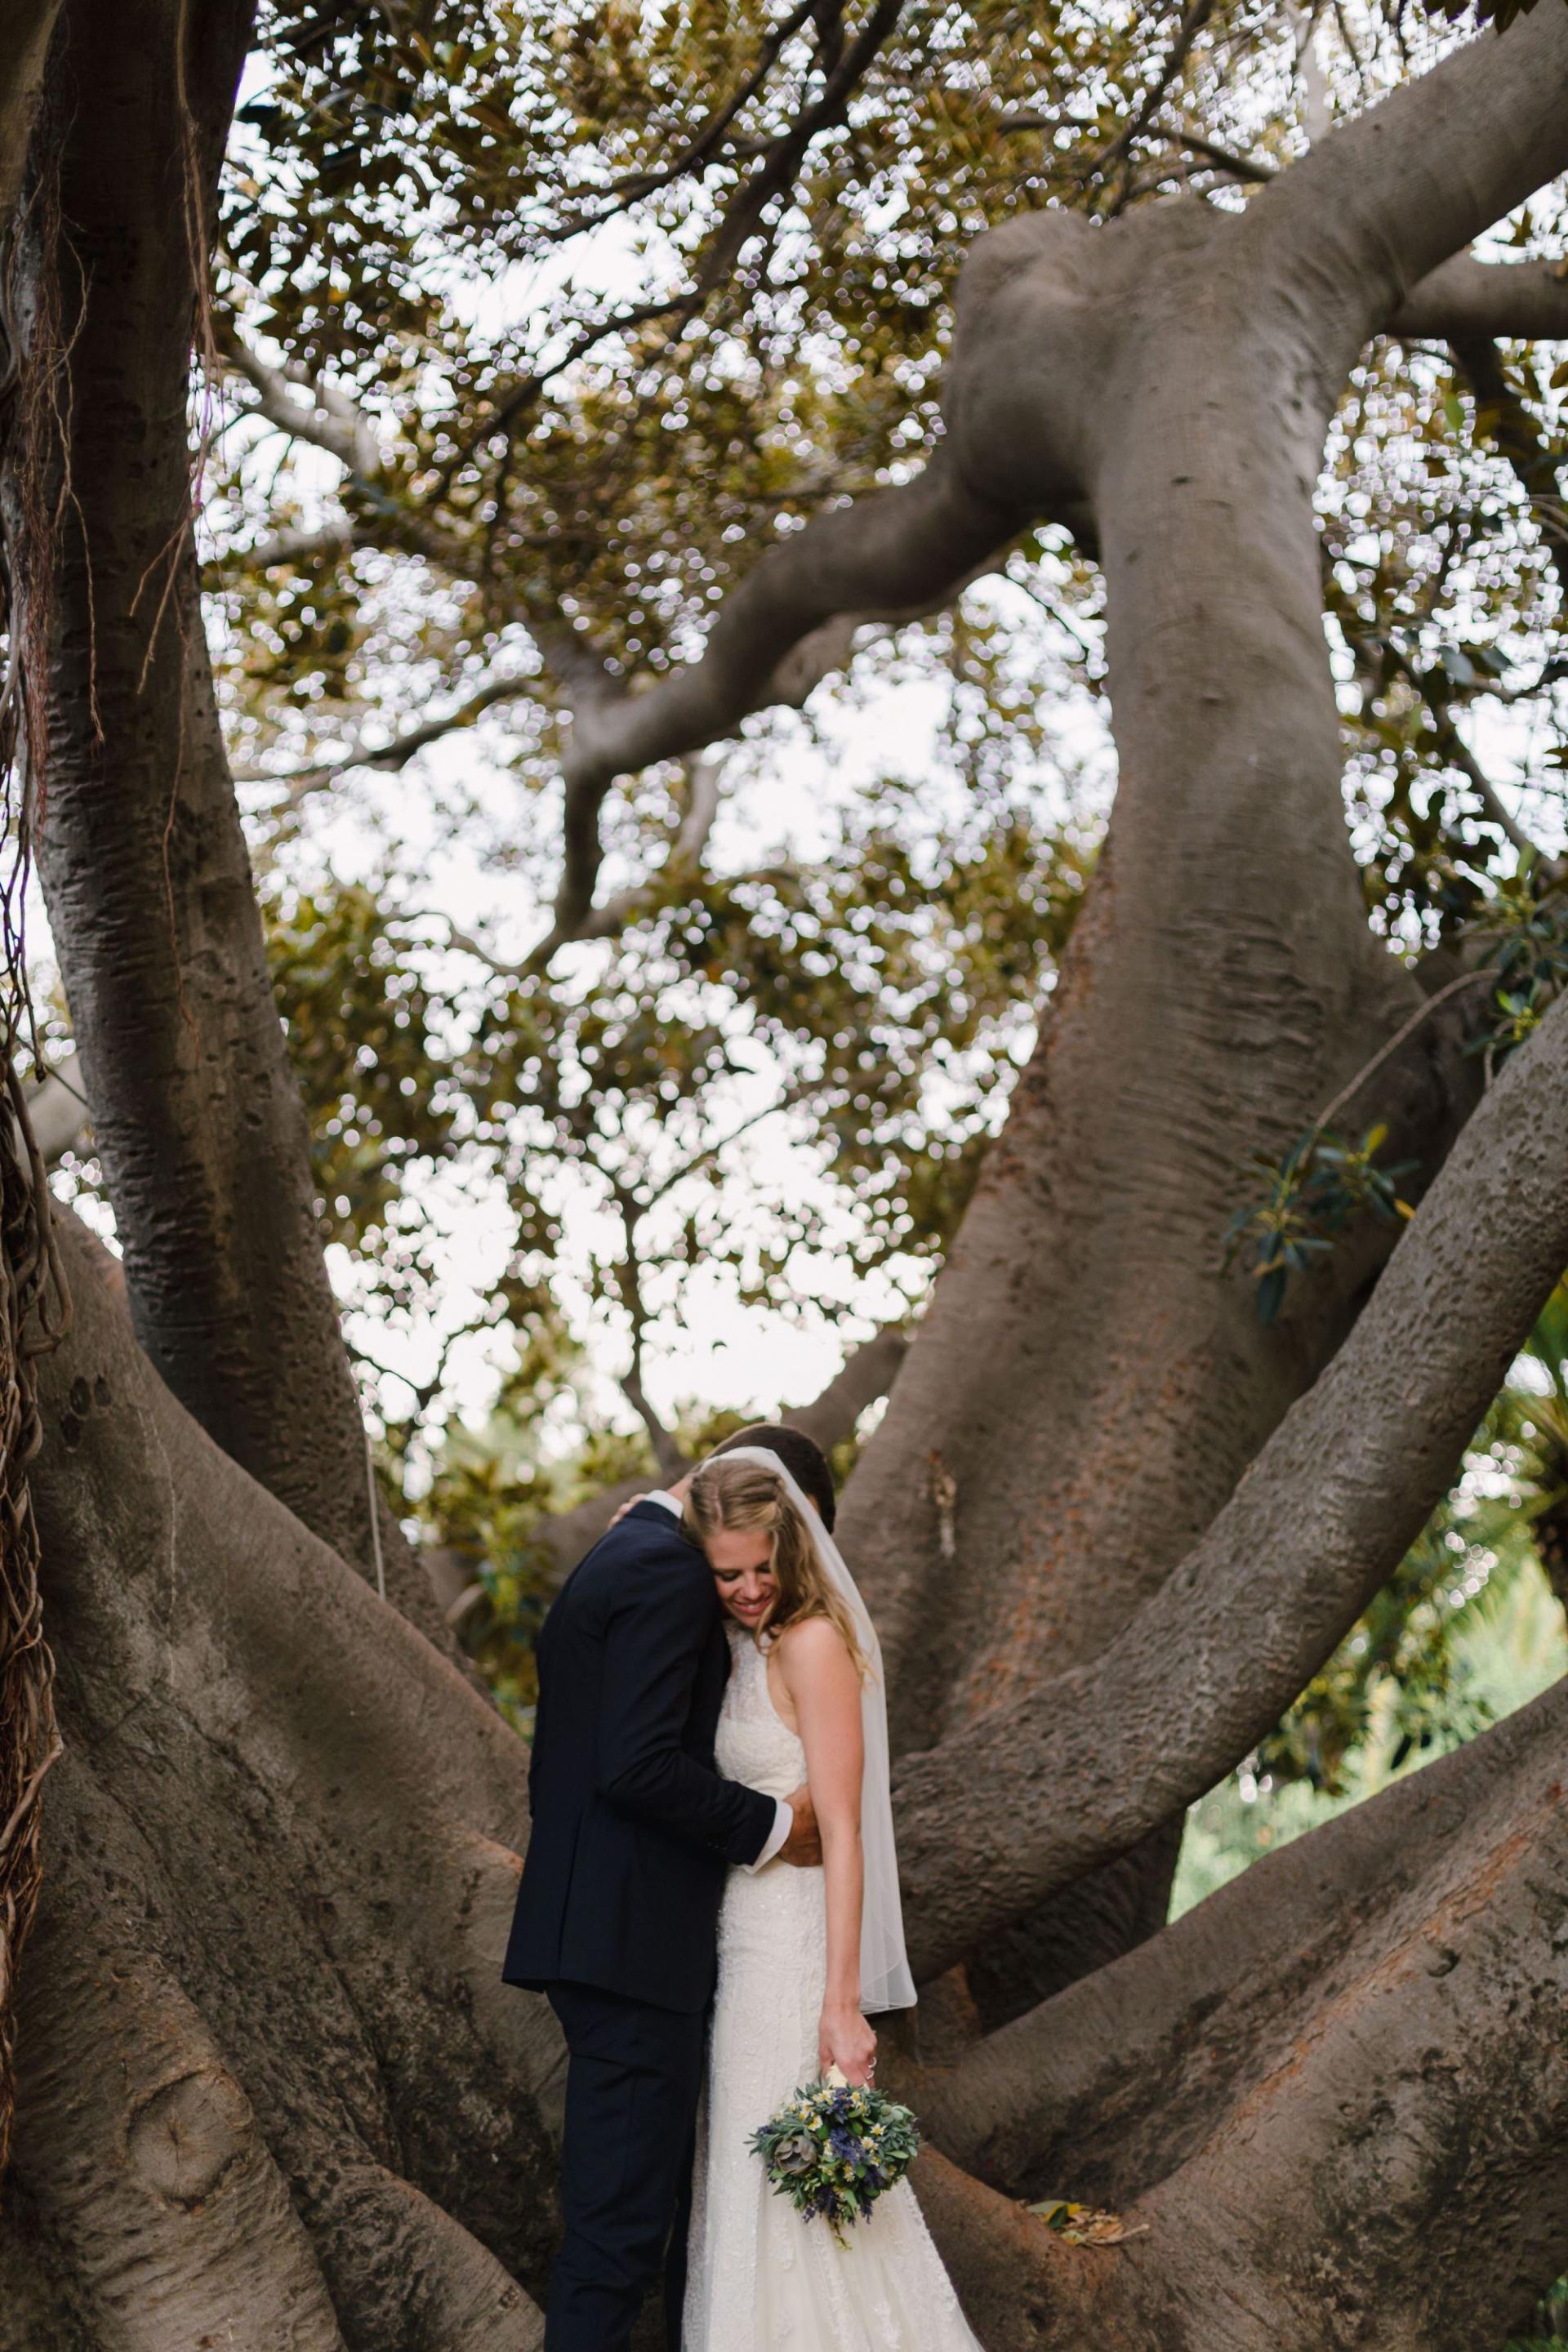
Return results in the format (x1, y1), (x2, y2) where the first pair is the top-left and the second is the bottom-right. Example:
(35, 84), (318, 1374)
(503, 1423), (837, 2351)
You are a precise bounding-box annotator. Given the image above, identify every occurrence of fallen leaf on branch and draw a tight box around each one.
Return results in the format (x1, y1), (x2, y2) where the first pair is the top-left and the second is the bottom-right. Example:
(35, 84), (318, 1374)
(1027, 2198), (1150, 2247)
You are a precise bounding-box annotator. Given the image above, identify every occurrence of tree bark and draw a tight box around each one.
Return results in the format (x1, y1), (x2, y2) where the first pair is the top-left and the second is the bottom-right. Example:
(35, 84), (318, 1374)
(3, 1213), (557, 2346)
(2, 0), (424, 1608)
(915, 1659), (1568, 2351)
(890, 984), (1568, 1981)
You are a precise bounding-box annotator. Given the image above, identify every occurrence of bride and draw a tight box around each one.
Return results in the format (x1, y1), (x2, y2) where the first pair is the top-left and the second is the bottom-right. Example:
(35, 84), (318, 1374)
(679, 1447), (983, 2352)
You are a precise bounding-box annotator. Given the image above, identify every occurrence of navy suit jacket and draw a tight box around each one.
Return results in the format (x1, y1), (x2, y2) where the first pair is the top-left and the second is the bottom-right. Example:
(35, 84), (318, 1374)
(502, 1499), (778, 2014)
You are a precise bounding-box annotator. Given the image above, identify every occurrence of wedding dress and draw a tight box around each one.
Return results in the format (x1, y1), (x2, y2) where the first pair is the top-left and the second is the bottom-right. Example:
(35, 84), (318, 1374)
(683, 1624), (985, 2351)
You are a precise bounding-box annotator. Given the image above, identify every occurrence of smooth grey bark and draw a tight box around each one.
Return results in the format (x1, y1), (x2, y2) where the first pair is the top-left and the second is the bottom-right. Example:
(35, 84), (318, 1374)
(914, 1634), (1568, 2208)
(908, 1657), (1568, 2352)
(1388, 252), (1568, 341)
(11, 1205), (1568, 2352)
(5, 0), (437, 1624)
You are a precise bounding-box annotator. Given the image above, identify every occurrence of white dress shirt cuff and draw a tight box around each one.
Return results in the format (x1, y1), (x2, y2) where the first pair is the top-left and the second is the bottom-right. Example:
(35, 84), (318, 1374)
(746, 1799), (792, 1873)
(644, 1489), (682, 1517)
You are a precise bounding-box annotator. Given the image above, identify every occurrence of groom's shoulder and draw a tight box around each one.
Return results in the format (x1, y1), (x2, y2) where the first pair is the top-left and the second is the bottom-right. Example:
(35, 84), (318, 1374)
(569, 1503), (706, 1601)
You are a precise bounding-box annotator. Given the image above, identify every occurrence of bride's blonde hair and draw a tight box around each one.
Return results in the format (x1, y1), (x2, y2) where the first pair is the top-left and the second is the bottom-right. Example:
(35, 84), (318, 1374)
(684, 1456), (869, 1680)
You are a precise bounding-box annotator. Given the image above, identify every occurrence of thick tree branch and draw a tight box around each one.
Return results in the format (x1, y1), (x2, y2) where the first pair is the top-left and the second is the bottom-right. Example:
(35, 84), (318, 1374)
(891, 985), (1568, 1982)
(559, 461), (1017, 794)
(912, 1637), (1568, 2203)
(15, 1213), (562, 2336)
(1390, 252), (1568, 345)
(1253, 6), (1568, 351)
(5, 0), (455, 1632)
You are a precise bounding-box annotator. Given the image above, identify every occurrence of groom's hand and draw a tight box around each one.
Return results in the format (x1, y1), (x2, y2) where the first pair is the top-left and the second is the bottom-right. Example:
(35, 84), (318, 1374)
(778, 1784), (822, 1867)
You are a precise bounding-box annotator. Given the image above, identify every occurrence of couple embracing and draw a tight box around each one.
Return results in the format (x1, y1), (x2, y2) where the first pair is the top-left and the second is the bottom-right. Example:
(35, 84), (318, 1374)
(503, 1425), (982, 2350)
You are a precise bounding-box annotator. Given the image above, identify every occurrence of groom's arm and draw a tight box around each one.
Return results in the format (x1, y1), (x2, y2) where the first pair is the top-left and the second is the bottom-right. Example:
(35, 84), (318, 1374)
(596, 1564), (780, 1867)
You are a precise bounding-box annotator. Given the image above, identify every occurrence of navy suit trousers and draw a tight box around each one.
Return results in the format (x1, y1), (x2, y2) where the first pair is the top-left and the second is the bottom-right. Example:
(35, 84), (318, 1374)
(546, 1982), (709, 2352)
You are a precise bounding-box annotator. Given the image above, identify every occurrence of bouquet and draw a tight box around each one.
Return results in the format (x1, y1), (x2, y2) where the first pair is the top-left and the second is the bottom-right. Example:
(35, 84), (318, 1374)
(750, 2067), (921, 2244)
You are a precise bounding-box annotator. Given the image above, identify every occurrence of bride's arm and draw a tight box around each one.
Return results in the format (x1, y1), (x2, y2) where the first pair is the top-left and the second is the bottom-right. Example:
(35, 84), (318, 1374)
(777, 1618), (878, 2087)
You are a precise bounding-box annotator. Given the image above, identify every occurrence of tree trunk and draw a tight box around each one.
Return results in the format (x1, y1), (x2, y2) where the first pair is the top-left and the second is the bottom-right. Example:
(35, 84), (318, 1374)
(835, 212), (1456, 2017)
(828, 7), (1568, 2010)
(3, 0), (421, 1609)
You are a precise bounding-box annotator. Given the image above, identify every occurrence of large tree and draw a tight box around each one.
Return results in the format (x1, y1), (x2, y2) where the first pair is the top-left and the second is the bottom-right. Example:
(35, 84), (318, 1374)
(2, 3), (1568, 2348)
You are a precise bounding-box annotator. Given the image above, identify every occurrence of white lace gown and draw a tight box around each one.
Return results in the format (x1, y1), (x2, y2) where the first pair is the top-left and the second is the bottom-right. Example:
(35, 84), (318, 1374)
(684, 1627), (985, 2352)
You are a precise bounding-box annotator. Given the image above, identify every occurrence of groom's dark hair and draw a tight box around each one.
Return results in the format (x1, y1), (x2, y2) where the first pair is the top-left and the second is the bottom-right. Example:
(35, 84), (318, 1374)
(712, 1423), (836, 1533)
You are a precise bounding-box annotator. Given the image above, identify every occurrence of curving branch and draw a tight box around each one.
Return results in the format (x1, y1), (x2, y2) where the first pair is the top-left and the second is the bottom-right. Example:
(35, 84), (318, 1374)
(891, 984), (1568, 1982)
(1256, 4), (1568, 351)
(535, 453), (1027, 956)
(222, 328), (381, 477)
(1390, 252), (1568, 345)
(913, 1639), (1568, 2205)
(234, 670), (542, 802)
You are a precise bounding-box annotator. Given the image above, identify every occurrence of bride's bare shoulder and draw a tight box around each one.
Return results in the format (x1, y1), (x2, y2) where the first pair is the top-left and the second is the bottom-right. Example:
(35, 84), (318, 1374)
(773, 1614), (858, 1686)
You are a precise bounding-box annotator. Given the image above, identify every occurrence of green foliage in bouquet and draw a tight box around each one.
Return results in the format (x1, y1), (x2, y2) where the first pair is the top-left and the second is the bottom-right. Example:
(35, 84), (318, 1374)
(751, 2076), (921, 2247)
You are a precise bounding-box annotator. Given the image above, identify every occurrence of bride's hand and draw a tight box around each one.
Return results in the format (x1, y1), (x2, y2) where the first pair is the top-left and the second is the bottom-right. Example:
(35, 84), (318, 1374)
(818, 2002), (877, 2087)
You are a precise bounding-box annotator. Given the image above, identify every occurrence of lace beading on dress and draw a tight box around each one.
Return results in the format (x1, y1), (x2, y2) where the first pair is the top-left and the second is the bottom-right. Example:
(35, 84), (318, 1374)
(683, 1627), (983, 2352)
